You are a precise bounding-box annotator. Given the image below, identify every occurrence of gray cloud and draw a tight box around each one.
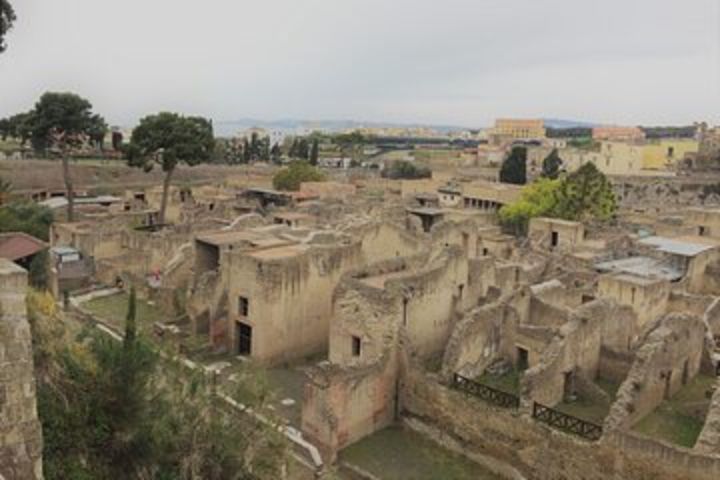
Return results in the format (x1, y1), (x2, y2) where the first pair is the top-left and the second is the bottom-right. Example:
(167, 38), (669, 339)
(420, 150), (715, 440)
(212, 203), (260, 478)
(0, 0), (718, 127)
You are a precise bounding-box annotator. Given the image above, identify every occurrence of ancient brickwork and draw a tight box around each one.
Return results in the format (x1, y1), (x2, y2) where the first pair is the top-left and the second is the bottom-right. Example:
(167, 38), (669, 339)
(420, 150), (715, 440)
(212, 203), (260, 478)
(401, 366), (720, 480)
(605, 313), (706, 432)
(0, 259), (43, 480)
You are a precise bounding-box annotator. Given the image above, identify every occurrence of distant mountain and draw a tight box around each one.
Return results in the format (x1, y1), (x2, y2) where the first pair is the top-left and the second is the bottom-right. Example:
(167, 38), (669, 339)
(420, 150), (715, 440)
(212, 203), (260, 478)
(211, 117), (601, 137)
(212, 118), (472, 137)
(543, 118), (599, 129)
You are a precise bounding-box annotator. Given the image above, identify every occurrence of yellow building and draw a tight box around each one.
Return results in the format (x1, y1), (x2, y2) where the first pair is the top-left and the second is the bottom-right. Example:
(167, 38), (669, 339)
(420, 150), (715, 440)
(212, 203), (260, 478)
(562, 140), (697, 176)
(641, 139), (698, 170)
(490, 119), (546, 142)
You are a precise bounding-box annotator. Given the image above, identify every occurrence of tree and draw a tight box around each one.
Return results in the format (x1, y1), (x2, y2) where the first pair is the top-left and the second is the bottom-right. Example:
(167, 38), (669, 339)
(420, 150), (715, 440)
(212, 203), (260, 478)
(124, 287), (137, 347)
(553, 162), (617, 222)
(542, 148), (562, 179)
(28, 290), (288, 480)
(125, 112), (214, 225)
(289, 137), (309, 160)
(272, 161), (326, 191)
(270, 143), (282, 165)
(498, 177), (561, 235)
(258, 135), (271, 162)
(309, 138), (319, 166)
(334, 131), (365, 160)
(23, 92), (107, 221)
(499, 146), (527, 185)
(0, 202), (54, 240)
(0, 0), (16, 53)
(381, 160), (431, 179)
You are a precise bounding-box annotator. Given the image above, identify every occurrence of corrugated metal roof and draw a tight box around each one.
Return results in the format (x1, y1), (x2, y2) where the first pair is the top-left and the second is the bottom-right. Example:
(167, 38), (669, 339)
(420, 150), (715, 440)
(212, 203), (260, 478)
(595, 256), (682, 281)
(639, 236), (716, 257)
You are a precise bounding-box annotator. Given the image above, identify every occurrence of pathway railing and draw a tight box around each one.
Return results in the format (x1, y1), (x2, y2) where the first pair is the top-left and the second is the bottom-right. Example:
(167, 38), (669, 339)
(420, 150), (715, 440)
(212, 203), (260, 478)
(453, 373), (520, 410)
(532, 402), (603, 441)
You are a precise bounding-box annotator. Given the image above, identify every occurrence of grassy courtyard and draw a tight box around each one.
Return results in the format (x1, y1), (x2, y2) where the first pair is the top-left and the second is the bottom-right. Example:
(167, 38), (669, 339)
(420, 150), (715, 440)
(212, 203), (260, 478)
(340, 426), (503, 480)
(82, 292), (166, 333)
(633, 374), (717, 448)
(476, 367), (521, 395)
(554, 377), (620, 425)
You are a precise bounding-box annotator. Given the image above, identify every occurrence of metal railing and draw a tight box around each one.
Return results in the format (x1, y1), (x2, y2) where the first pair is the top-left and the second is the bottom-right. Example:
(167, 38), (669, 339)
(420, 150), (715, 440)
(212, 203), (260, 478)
(532, 402), (603, 441)
(453, 373), (520, 409)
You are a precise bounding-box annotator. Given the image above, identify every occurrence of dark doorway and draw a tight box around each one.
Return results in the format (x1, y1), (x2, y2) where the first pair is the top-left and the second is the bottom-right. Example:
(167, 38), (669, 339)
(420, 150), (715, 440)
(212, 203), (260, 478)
(551, 231), (559, 248)
(664, 370), (673, 399)
(581, 294), (595, 304)
(682, 360), (689, 386)
(237, 322), (252, 355)
(517, 347), (529, 371)
(352, 335), (362, 357)
(563, 370), (576, 400)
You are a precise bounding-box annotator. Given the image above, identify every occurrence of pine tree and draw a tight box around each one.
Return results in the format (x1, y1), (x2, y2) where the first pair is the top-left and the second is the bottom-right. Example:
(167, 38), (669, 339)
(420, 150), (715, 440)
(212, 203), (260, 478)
(499, 146), (527, 185)
(309, 138), (319, 166)
(542, 148), (562, 179)
(124, 287), (137, 348)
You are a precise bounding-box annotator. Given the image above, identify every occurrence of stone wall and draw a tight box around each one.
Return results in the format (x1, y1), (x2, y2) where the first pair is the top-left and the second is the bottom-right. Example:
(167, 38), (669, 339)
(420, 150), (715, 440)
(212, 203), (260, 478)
(401, 366), (720, 480)
(695, 379), (720, 455)
(605, 313), (707, 432)
(0, 260), (43, 480)
(521, 301), (604, 407)
(441, 294), (521, 380)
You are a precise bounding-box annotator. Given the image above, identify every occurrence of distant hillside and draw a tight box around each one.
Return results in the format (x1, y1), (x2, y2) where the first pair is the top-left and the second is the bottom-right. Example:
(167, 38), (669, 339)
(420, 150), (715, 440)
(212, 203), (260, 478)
(213, 118), (471, 137)
(543, 118), (599, 129)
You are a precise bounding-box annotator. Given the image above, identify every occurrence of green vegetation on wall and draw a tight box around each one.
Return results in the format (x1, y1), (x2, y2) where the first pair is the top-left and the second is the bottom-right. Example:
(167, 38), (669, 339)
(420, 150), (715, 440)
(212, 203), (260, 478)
(272, 160), (326, 191)
(499, 162), (616, 235)
(381, 160), (431, 179)
(28, 290), (287, 480)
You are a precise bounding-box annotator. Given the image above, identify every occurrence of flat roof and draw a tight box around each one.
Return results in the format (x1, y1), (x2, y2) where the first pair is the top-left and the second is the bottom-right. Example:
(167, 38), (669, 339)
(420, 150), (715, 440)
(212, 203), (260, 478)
(359, 269), (413, 289)
(406, 207), (445, 216)
(246, 244), (308, 261)
(39, 195), (122, 209)
(50, 246), (80, 256)
(595, 256), (682, 281)
(611, 273), (664, 286)
(244, 187), (291, 197)
(196, 230), (267, 246)
(533, 217), (582, 228)
(274, 212), (313, 221)
(639, 236), (717, 257)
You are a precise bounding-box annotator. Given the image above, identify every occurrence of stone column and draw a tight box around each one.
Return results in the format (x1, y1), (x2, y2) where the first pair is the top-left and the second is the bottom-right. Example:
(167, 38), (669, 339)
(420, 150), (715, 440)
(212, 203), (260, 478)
(0, 259), (43, 480)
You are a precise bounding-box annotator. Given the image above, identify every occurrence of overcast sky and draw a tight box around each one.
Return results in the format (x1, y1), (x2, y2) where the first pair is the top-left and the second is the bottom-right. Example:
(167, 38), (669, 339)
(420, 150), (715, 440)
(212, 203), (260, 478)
(1, 0), (719, 128)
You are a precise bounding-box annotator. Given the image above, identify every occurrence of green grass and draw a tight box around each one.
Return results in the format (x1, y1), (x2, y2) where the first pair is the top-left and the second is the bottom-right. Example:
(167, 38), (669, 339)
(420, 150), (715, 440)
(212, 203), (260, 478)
(554, 378), (619, 425)
(633, 374), (716, 448)
(476, 367), (520, 395)
(340, 426), (503, 480)
(83, 293), (166, 333)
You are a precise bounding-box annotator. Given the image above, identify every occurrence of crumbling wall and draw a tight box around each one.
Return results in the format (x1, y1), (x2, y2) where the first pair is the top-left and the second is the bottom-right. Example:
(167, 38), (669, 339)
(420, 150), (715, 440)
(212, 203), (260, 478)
(401, 366), (720, 480)
(301, 354), (398, 460)
(687, 248), (720, 295)
(356, 222), (423, 265)
(0, 260), (43, 480)
(695, 379), (720, 455)
(441, 297), (521, 380)
(521, 300), (605, 407)
(605, 313), (707, 432)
